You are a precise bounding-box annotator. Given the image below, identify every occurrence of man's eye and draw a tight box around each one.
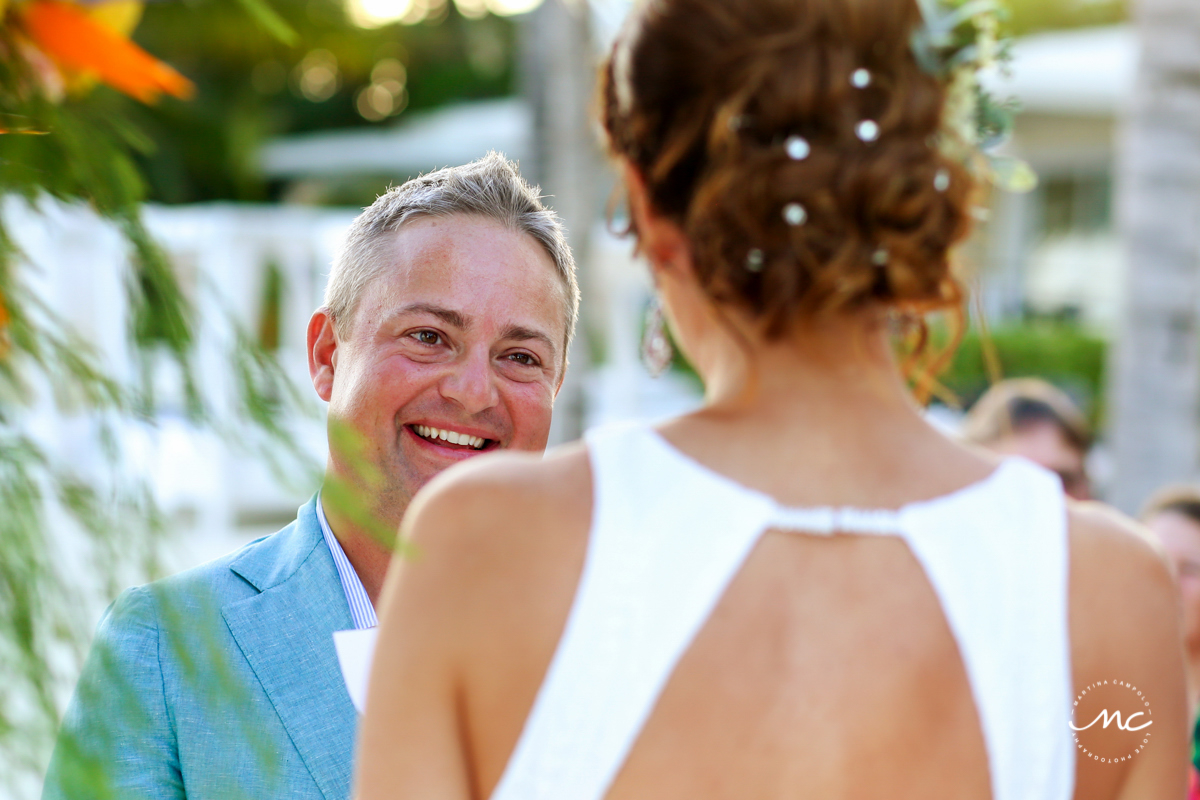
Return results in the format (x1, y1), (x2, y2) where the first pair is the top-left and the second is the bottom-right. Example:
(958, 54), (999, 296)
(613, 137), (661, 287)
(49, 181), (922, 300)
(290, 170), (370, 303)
(507, 352), (538, 366)
(411, 330), (441, 345)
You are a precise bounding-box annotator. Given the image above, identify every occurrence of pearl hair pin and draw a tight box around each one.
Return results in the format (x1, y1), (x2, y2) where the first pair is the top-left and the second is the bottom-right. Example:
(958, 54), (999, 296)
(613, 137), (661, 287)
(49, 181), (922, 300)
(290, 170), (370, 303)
(934, 168), (951, 192)
(746, 248), (765, 272)
(785, 135), (811, 160)
(783, 203), (807, 226)
(851, 68), (872, 89)
(872, 248), (889, 267)
(856, 120), (880, 142)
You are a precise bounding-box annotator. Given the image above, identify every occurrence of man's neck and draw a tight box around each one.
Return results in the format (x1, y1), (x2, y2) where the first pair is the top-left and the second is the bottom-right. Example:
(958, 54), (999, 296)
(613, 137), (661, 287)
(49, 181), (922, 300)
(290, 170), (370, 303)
(319, 491), (399, 607)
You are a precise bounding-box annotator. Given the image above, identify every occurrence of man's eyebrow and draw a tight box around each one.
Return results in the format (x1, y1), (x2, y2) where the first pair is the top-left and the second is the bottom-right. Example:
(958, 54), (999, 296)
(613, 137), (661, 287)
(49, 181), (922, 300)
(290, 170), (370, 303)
(503, 325), (558, 356)
(391, 303), (470, 329)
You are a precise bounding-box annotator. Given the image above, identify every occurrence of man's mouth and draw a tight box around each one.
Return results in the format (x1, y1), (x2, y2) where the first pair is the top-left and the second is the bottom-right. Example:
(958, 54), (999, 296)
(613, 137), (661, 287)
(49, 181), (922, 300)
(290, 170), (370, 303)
(409, 424), (492, 451)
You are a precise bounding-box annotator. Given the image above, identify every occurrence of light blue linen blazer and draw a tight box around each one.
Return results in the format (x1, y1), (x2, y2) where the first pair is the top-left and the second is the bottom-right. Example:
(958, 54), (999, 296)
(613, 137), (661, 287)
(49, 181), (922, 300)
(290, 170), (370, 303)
(42, 496), (358, 800)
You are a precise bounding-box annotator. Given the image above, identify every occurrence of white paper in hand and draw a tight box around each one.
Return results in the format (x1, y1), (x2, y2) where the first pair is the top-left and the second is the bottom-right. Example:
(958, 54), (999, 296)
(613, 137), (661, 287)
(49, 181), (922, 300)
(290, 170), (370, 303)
(334, 627), (378, 714)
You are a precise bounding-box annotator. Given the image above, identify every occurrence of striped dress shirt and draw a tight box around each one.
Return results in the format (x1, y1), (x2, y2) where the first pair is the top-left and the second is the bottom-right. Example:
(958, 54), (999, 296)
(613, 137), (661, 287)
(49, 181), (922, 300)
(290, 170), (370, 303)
(315, 492), (378, 629)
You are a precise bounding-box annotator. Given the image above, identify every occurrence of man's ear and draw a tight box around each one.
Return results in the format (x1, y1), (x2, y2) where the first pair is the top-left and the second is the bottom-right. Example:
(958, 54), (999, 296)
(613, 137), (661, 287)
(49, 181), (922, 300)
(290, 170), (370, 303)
(622, 161), (693, 281)
(308, 308), (339, 403)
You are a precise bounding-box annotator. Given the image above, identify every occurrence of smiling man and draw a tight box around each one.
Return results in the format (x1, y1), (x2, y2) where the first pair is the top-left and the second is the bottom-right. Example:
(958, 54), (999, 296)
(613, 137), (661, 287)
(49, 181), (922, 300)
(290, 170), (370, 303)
(42, 153), (578, 800)
(310, 158), (576, 606)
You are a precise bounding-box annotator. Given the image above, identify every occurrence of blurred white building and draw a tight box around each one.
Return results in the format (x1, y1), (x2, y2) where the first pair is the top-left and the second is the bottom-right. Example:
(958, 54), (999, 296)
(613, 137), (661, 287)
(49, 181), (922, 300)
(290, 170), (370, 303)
(982, 25), (1135, 331)
(9, 199), (355, 566)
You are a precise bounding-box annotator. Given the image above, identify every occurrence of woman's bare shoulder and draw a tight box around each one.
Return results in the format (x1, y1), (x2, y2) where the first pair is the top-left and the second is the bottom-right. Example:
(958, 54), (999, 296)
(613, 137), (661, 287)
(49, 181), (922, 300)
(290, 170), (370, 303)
(1066, 500), (1182, 690)
(392, 442), (594, 603)
(1067, 501), (1175, 623)
(406, 441), (592, 537)
(1067, 501), (1171, 596)
(1066, 502), (1190, 798)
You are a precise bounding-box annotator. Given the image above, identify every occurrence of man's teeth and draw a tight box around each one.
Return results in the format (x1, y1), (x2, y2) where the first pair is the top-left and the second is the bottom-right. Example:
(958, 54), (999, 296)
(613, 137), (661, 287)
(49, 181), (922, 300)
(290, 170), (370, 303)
(414, 425), (486, 450)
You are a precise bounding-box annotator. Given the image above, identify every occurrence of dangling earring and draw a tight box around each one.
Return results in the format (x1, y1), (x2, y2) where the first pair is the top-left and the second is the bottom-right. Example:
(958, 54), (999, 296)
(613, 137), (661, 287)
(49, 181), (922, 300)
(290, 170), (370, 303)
(641, 296), (673, 377)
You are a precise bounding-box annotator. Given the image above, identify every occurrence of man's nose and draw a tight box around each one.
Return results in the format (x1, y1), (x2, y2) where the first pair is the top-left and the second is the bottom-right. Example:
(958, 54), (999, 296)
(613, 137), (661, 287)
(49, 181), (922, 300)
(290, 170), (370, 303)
(438, 348), (500, 415)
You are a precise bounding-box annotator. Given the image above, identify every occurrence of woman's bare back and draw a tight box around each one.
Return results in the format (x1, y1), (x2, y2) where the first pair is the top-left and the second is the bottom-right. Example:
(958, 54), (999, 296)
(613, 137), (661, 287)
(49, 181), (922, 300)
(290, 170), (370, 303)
(604, 529), (991, 799)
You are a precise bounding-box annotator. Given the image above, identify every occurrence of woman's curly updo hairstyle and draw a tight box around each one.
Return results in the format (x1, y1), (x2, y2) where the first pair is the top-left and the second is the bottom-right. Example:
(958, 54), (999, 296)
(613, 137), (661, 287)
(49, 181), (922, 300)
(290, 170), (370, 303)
(601, 0), (976, 337)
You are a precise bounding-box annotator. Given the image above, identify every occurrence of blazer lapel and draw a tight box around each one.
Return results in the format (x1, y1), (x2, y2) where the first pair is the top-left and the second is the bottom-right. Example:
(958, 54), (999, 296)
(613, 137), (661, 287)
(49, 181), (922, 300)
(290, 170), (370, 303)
(222, 498), (358, 800)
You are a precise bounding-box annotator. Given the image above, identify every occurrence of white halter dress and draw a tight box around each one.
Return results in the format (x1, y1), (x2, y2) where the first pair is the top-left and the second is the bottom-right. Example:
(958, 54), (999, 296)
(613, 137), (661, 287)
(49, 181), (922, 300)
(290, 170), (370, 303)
(489, 422), (1076, 800)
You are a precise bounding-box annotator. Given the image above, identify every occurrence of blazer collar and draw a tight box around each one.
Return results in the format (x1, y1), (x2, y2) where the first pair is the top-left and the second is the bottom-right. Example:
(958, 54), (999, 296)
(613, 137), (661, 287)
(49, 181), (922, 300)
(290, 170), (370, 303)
(229, 496), (328, 593)
(223, 495), (357, 800)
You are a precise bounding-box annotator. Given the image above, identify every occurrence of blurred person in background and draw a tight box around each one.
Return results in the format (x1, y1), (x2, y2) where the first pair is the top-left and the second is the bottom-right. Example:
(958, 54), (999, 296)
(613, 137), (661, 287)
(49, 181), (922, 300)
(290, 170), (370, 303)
(961, 377), (1093, 500)
(1143, 486), (1200, 798)
(355, 1), (1187, 799)
(41, 154), (578, 800)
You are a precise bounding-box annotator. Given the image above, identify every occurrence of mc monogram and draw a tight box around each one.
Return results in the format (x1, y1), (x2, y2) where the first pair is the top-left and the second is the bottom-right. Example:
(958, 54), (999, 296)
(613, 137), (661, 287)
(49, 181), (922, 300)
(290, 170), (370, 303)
(1070, 680), (1154, 764)
(1069, 709), (1153, 733)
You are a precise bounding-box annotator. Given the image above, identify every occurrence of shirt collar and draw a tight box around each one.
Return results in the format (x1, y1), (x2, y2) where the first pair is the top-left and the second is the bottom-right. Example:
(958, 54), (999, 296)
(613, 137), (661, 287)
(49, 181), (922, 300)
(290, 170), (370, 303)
(316, 491), (378, 630)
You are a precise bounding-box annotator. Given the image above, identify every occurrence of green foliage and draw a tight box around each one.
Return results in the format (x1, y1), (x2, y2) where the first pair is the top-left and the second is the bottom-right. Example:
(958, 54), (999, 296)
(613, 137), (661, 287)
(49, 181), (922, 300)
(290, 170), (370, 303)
(0, 2), (327, 793)
(0, 429), (168, 781)
(124, 0), (518, 203)
(0, 219), (174, 779)
(939, 321), (1108, 422)
(257, 260), (284, 352)
(233, 0), (301, 45)
(0, 238), (124, 414)
(0, 91), (147, 215)
(227, 315), (322, 491)
(1004, 0), (1127, 36)
(0, 233), (319, 795)
(0, 29), (197, 410)
(323, 418), (415, 554)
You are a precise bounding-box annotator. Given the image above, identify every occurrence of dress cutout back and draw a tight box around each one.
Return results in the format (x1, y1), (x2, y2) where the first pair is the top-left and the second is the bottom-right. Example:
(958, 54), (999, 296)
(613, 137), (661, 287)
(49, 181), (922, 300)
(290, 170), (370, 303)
(488, 423), (1075, 800)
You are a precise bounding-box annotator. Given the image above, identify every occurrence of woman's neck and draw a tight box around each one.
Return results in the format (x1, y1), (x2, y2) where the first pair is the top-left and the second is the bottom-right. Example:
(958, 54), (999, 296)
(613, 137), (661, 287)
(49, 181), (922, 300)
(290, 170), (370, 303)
(660, 311), (989, 511)
(697, 314), (919, 423)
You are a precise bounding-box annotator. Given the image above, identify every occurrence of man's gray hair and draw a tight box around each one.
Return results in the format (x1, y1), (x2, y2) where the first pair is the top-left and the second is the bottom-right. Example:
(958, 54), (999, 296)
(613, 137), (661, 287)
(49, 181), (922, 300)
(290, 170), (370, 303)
(325, 152), (579, 351)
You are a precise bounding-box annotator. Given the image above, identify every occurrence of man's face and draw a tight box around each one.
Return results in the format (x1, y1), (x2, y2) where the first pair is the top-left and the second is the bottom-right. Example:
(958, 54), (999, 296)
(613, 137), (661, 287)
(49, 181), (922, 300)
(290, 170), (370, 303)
(309, 214), (569, 519)
(1146, 510), (1200, 651)
(986, 420), (1090, 500)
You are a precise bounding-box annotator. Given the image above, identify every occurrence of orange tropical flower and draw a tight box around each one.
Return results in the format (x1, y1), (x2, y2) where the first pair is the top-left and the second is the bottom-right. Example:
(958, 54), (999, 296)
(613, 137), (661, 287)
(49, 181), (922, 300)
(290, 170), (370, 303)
(18, 0), (194, 103)
(0, 289), (10, 359)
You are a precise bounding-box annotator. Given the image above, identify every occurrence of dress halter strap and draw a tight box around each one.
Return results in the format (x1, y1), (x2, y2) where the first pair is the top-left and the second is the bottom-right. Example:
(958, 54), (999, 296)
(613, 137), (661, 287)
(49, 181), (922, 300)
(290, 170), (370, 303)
(766, 505), (904, 536)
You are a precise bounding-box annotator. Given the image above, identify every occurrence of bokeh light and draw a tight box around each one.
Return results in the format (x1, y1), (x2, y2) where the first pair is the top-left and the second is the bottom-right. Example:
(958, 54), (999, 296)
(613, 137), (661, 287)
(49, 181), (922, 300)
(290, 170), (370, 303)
(357, 57), (409, 121)
(293, 50), (340, 102)
(483, 0), (542, 16)
(371, 58), (407, 86)
(347, 0), (416, 27)
(347, 0), (542, 25)
(454, 0), (488, 20)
